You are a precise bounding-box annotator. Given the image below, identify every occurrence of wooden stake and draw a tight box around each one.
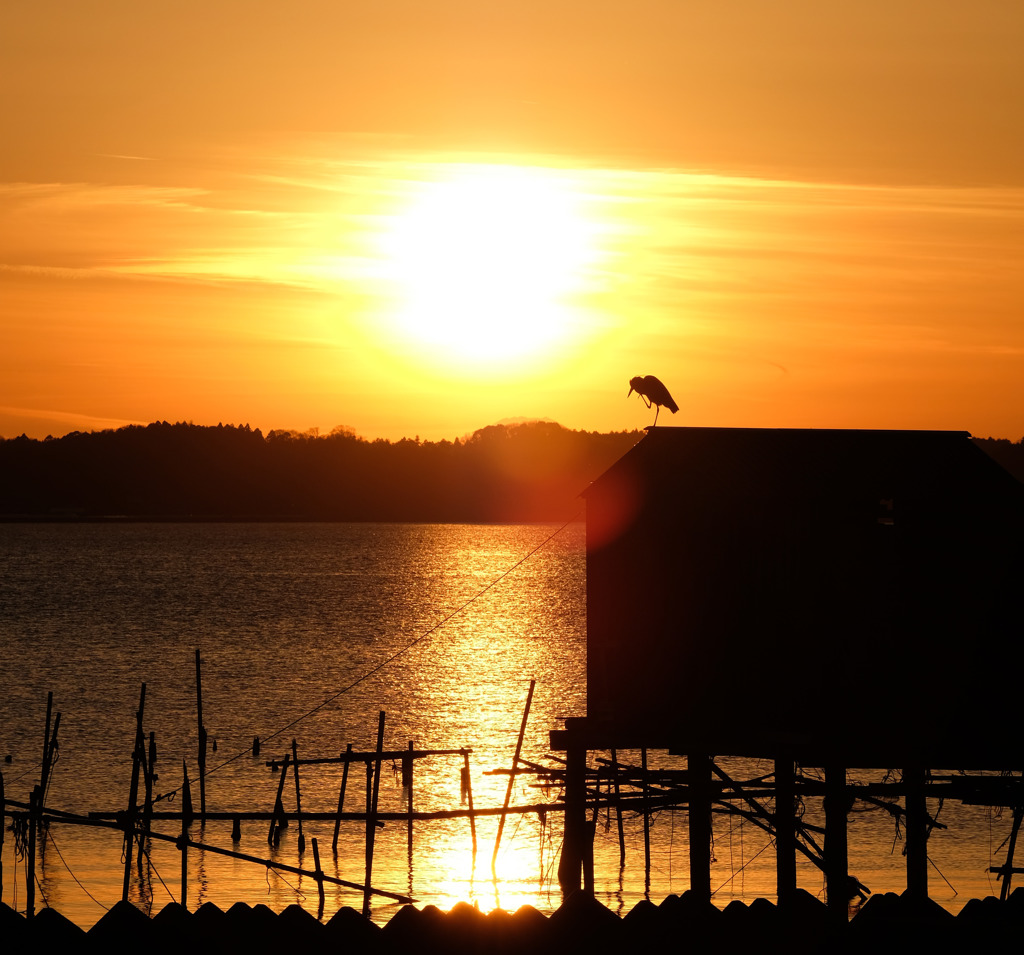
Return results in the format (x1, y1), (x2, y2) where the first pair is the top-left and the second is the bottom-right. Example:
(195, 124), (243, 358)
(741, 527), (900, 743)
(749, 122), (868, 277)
(332, 743), (353, 852)
(492, 679), (534, 872)
(122, 683), (146, 903)
(268, 753), (291, 846)
(180, 771), (189, 909)
(194, 650), (208, 821)
(27, 788), (37, 917)
(641, 747), (651, 885)
(312, 837), (325, 917)
(688, 752), (712, 903)
(364, 710), (385, 918)
(462, 750), (477, 856)
(181, 759), (194, 825)
(824, 763), (849, 920)
(905, 763), (928, 899)
(610, 748), (626, 867)
(292, 739), (305, 855)
(774, 755), (797, 906)
(0, 770), (4, 902)
(406, 740), (415, 857)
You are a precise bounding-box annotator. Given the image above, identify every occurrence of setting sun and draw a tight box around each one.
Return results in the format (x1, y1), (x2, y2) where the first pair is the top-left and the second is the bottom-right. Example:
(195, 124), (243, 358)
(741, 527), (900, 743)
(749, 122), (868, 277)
(375, 164), (599, 369)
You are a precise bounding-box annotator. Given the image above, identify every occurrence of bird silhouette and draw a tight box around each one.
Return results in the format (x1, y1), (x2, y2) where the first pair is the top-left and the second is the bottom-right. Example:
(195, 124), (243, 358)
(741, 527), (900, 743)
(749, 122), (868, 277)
(628, 375), (678, 426)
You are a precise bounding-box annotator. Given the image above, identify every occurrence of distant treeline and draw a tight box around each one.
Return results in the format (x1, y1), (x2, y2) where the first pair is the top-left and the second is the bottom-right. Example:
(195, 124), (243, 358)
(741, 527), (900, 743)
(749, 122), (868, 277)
(1, 422), (1020, 522)
(0, 421), (641, 521)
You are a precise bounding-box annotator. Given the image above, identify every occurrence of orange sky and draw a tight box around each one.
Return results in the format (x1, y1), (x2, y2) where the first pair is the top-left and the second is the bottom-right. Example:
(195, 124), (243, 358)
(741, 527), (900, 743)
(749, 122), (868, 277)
(3, 2), (1022, 441)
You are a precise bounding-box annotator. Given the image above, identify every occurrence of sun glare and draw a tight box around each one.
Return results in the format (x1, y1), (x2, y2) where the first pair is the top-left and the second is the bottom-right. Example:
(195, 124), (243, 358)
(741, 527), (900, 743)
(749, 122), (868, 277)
(377, 165), (597, 370)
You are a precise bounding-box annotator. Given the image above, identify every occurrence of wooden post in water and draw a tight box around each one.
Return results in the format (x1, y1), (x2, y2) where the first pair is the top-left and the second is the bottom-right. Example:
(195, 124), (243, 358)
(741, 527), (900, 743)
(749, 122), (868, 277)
(312, 837), (326, 918)
(179, 766), (189, 909)
(688, 752), (712, 903)
(557, 741), (586, 894)
(122, 683), (146, 903)
(609, 749), (626, 867)
(195, 649), (207, 821)
(405, 740), (415, 857)
(268, 753), (290, 846)
(905, 763), (928, 899)
(462, 750), (477, 856)
(333, 743), (353, 852)
(0, 770), (4, 902)
(363, 711), (386, 917)
(824, 763), (849, 920)
(774, 754), (797, 906)
(492, 679), (535, 872)
(291, 739), (305, 855)
(641, 747), (651, 884)
(26, 788), (37, 917)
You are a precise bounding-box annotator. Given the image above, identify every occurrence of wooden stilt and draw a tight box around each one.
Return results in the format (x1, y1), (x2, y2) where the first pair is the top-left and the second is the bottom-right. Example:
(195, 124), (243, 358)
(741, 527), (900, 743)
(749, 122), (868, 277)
(333, 743), (353, 852)
(27, 788), (37, 917)
(122, 683), (146, 903)
(291, 739), (305, 855)
(774, 754), (797, 906)
(180, 786), (189, 909)
(462, 750), (477, 856)
(905, 763), (928, 899)
(195, 650), (207, 821)
(641, 747), (651, 883)
(268, 753), (290, 846)
(406, 740), (415, 856)
(364, 711), (385, 917)
(557, 742), (586, 894)
(824, 763), (849, 920)
(688, 752), (712, 903)
(0, 770), (4, 902)
(312, 837), (326, 917)
(492, 679), (535, 872)
(610, 748), (626, 867)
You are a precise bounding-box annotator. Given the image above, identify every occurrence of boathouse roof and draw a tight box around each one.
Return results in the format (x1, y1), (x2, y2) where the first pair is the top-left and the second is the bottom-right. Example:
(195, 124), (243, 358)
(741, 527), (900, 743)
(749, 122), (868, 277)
(577, 427), (1024, 767)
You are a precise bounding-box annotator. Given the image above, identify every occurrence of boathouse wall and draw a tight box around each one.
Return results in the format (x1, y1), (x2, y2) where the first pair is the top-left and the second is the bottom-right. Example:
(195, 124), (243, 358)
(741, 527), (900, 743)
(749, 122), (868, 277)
(582, 427), (1024, 767)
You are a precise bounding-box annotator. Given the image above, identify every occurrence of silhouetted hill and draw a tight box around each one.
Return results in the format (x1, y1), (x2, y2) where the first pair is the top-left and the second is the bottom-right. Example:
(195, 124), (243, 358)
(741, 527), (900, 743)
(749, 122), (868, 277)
(1, 424), (1019, 522)
(0, 421), (642, 522)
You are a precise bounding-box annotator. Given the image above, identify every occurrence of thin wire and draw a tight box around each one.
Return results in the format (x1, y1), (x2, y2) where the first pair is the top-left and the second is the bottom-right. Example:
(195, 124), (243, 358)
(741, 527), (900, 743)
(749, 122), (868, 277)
(44, 827), (110, 911)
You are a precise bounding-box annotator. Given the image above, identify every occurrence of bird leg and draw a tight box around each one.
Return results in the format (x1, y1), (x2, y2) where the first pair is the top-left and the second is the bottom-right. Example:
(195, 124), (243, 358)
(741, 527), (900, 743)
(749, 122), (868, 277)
(653, 405), (660, 426)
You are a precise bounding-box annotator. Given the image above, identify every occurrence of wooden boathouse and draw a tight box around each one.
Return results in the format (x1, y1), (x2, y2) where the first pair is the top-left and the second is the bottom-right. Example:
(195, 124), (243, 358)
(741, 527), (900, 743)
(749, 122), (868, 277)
(552, 427), (1024, 912)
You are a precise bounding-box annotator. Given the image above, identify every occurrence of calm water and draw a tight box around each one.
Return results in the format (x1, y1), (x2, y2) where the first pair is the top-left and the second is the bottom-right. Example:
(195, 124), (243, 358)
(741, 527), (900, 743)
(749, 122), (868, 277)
(0, 523), (1013, 929)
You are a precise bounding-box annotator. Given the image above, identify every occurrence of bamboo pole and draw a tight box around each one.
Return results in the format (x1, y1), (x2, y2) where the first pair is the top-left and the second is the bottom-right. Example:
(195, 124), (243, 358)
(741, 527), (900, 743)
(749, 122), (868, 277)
(363, 711), (385, 917)
(609, 748), (626, 867)
(268, 753), (291, 846)
(138, 821), (414, 903)
(462, 750), (477, 856)
(492, 679), (534, 872)
(122, 683), (146, 903)
(195, 649), (207, 820)
(332, 743), (353, 852)
(26, 788), (37, 917)
(291, 739), (305, 855)
(312, 837), (326, 917)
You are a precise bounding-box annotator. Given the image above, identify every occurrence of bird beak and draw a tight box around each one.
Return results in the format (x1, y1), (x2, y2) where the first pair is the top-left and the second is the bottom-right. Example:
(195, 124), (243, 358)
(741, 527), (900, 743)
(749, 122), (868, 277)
(627, 386), (634, 397)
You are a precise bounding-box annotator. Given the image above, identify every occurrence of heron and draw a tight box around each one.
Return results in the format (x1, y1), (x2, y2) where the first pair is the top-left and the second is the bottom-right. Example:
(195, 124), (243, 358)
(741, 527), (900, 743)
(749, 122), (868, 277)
(628, 375), (678, 426)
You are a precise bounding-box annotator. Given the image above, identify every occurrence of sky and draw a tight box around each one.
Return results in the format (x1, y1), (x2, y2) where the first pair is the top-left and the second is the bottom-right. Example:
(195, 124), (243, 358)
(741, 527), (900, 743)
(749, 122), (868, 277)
(3, 1), (1022, 442)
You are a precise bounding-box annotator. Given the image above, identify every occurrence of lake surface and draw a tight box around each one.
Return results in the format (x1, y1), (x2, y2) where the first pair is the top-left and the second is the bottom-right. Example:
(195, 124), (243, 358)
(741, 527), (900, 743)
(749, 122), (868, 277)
(0, 522), (1013, 929)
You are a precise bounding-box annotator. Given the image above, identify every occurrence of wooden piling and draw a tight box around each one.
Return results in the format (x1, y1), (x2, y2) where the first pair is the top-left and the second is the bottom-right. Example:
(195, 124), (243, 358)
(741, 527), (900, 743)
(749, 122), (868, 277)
(122, 683), (146, 903)
(824, 763), (849, 919)
(609, 749), (626, 867)
(181, 759), (194, 825)
(406, 740), (415, 856)
(0, 770), (4, 902)
(268, 753), (291, 846)
(641, 747), (651, 883)
(180, 780), (189, 909)
(312, 837), (326, 917)
(492, 679), (535, 872)
(27, 788), (37, 917)
(905, 763), (928, 899)
(557, 742), (586, 894)
(292, 739), (305, 854)
(332, 743), (353, 852)
(364, 711), (385, 917)
(688, 752), (712, 903)
(774, 755), (797, 905)
(462, 749), (477, 856)
(195, 649), (207, 821)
